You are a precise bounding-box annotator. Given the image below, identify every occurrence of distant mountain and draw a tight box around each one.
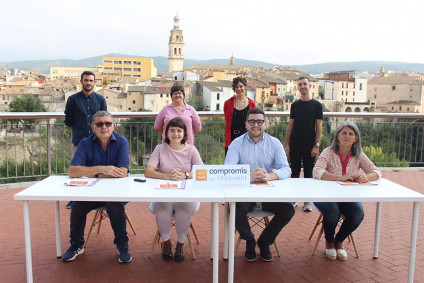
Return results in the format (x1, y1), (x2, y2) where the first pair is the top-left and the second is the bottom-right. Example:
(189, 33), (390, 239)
(291, 61), (424, 74)
(1, 53), (423, 75)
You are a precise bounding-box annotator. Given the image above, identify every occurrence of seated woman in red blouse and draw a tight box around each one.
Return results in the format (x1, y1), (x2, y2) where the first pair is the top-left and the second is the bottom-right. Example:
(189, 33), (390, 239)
(312, 121), (381, 261)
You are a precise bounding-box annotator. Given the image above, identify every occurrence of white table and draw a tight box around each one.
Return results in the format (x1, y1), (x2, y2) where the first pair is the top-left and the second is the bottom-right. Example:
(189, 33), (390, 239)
(14, 176), (226, 283)
(223, 178), (424, 283)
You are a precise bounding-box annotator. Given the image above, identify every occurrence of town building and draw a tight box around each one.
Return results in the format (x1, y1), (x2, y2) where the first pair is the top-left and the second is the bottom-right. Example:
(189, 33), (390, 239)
(125, 81), (196, 112)
(248, 78), (272, 109)
(323, 71), (364, 102)
(50, 66), (102, 80)
(367, 76), (424, 113)
(168, 15), (184, 73)
(185, 63), (263, 82)
(0, 85), (65, 112)
(102, 56), (157, 82)
(198, 80), (255, 111)
(273, 67), (318, 99)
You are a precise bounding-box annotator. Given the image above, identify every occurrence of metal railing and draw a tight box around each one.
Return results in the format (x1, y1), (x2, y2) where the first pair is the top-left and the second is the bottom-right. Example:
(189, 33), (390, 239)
(1, 111), (423, 183)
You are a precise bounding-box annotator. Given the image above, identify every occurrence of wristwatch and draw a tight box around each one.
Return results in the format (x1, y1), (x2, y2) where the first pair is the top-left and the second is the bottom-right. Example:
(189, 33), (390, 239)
(185, 172), (189, 179)
(315, 142), (320, 147)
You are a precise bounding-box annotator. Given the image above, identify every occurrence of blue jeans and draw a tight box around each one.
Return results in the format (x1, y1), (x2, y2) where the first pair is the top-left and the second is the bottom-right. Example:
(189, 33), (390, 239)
(70, 201), (129, 249)
(235, 202), (295, 245)
(313, 202), (364, 244)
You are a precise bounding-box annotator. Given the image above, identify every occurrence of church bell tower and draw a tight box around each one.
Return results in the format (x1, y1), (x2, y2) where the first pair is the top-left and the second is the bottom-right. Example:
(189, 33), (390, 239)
(168, 15), (185, 73)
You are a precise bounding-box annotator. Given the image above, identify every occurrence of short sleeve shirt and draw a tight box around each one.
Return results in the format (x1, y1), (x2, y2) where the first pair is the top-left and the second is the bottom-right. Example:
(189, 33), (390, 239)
(71, 133), (129, 170)
(147, 143), (203, 174)
(290, 99), (323, 143)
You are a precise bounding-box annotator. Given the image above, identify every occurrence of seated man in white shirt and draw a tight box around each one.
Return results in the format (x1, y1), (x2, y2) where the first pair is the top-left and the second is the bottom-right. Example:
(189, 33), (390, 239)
(225, 108), (295, 262)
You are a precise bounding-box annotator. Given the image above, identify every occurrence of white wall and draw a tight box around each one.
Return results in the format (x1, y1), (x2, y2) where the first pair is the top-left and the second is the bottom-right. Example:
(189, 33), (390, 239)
(144, 93), (155, 111)
(324, 81), (338, 100)
(202, 86), (212, 110)
(354, 78), (367, 102)
(184, 71), (199, 81)
(276, 83), (287, 98)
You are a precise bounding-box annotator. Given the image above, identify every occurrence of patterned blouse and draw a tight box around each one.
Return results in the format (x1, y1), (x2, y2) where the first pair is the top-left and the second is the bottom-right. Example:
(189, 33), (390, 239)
(313, 147), (382, 180)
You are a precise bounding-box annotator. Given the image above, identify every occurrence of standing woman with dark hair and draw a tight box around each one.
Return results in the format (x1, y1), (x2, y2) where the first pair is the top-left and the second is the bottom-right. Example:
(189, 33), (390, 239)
(146, 117), (203, 262)
(154, 84), (202, 145)
(224, 77), (256, 154)
(312, 121), (381, 261)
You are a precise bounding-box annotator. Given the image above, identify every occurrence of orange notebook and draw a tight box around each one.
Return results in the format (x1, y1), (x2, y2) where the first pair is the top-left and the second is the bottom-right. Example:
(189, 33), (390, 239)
(155, 180), (186, 189)
(65, 178), (99, 187)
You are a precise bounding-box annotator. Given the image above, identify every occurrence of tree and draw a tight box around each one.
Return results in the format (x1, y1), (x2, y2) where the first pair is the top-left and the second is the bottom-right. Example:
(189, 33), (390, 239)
(318, 86), (325, 98)
(121, 110), (161, 155)
(363, 145), (409, 167)
(9, 95), (46, 113)
(9, 95), (46, 128)
(185, 96), (204, 111)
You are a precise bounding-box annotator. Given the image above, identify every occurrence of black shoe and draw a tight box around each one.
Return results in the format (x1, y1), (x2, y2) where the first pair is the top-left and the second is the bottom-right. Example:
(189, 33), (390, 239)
(66, 201), (74, 209)
(161, 240), (173, 261)
(244, 239), (257, 261)
(174, 242), (185, 262)
(257, 238), (273, 261)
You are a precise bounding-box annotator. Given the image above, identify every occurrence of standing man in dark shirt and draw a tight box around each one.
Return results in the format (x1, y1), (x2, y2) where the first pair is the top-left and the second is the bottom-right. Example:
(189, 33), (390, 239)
(65, 71), (107, 154)
(284, 76), (323, 212)
(64, 71), (107, 208)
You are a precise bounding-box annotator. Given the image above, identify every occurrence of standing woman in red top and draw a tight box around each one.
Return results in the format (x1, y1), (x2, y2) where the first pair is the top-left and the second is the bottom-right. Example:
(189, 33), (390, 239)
(224, 77), (256, 155)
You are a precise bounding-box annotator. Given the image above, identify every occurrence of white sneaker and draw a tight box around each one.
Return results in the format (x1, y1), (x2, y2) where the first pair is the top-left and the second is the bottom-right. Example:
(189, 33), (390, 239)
(303, 202), (312, 212)
(292, 202), (298, 207)
(337, 248), (347, 260)
(325, 248), (337, 260)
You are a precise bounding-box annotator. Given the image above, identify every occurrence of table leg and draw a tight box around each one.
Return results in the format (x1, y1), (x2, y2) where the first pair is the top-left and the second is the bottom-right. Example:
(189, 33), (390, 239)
(210, 205), (214, 259)
(223, 202), (229, 260)
(373, 202), (382, 259)
(212, 203), (219, 283)
(23, 201), (33, 283)
(54, 201), (61, 257)
(228, 202), (236, 283)
(407, 202), (420, 283)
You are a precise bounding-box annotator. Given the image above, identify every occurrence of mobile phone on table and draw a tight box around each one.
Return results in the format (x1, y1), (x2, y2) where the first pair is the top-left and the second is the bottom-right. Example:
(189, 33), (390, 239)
(134, 178), (146, 183)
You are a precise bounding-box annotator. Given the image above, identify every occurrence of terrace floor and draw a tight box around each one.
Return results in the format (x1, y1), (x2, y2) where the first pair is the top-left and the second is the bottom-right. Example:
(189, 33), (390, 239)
(1, 170), (424, 283)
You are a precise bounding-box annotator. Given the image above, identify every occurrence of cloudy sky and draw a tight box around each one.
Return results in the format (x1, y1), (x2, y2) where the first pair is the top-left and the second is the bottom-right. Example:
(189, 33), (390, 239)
(1, 0), (423, 65)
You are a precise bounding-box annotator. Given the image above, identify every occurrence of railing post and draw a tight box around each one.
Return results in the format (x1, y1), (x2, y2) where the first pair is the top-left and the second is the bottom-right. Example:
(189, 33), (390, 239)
(47, 119), (51, 176)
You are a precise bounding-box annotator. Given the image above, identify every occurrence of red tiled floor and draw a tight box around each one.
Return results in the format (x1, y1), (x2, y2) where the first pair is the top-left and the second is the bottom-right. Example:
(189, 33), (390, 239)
(1, 171), (423, 282)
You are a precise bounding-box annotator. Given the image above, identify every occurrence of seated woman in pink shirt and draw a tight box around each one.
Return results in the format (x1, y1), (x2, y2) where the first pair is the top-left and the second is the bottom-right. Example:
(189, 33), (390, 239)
(145, 117), (203, 262)
(312, 121), (381, 261)
(154, 84), (202, 145)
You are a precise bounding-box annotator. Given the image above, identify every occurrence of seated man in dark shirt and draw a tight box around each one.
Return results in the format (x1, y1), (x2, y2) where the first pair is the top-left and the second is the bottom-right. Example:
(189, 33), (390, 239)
(62, 110), (132, 263)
